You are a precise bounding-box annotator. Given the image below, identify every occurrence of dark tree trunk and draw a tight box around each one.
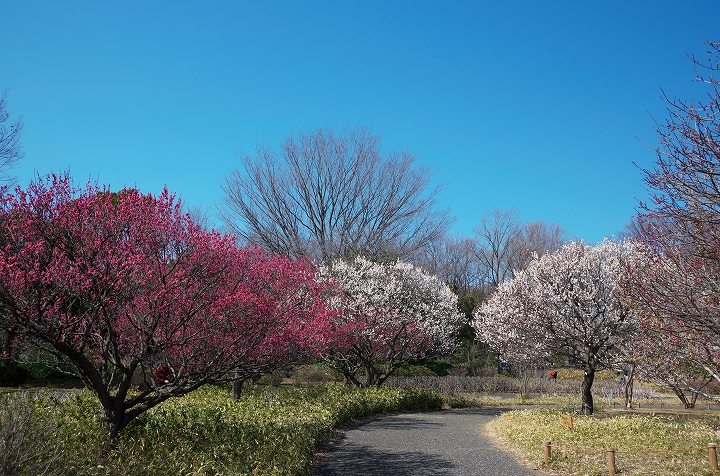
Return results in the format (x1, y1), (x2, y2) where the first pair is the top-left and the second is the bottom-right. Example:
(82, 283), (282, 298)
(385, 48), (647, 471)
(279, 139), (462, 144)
(581, 368), (595, 415)
(362, 363), (376, 388)
(689, 390), (699, 408)
(232, 378), (244, 400)
(1, 330), (18, 368)
(623, 363), (635, 409)
(100, 403), (130, 457)
(670, 386), (696, 409)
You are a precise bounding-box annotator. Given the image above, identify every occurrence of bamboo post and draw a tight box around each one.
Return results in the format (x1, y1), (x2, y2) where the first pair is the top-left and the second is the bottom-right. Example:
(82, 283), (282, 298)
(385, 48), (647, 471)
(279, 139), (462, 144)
(606, 448), (616, 476)
(544, 441), (551, 464)
(709, 443), (718, 471)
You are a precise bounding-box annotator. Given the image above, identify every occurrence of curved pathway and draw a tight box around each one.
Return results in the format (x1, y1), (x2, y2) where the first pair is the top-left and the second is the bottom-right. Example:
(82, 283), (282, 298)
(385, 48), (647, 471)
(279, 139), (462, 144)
(312, 407), (545, 476)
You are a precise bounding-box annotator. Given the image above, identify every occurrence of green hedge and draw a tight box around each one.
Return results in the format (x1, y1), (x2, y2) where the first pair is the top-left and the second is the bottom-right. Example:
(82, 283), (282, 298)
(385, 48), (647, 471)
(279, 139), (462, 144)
(6, 383), (443, 475)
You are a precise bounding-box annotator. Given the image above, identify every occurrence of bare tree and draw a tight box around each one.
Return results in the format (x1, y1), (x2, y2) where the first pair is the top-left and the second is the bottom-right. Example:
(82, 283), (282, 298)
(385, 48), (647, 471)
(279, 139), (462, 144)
(507, 220), (567, 273)
(221, 127), (451, 263)
(473, 208), (522, 288)
(473, 208), (566, 289)
(0, 91), (23, 370)
(0, 90), (24, 185)
(414, 235), (484, 293)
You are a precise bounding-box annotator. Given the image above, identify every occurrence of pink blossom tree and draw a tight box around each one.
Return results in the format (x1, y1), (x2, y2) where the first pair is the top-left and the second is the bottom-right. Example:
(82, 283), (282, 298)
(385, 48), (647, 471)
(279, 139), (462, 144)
(622, 242), (720, 405)
(475, 241), (636, 415)
(626, 39), (720, 404)
(631, 319), (715, 408)
(0, 174), (336, 445)
(321, 256), (464, 387)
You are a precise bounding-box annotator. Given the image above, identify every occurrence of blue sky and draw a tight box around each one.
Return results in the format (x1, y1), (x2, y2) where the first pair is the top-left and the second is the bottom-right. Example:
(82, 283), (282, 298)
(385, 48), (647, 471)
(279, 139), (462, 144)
(2, 1), (719, 244)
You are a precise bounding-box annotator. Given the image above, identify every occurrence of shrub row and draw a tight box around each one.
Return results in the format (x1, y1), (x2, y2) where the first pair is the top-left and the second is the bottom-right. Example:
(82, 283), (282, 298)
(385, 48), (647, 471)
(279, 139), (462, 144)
(2, 383), (443, 476)
(384, 374), (659, 399)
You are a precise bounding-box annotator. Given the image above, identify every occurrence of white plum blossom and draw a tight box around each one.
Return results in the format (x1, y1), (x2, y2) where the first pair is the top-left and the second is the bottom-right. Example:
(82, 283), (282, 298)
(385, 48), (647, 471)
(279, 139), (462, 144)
(474, 240), (637, 414)
(322, 256), (464, 387)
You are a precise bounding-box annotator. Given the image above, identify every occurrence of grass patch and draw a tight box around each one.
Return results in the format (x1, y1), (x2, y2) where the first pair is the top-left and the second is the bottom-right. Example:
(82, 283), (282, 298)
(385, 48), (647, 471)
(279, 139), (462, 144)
(6, 383), (443, 475)
(487, 407), (720, 475)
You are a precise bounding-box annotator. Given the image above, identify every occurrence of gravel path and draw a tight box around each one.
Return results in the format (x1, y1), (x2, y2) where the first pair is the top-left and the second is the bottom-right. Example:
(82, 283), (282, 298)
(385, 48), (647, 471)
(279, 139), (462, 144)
(312, 407), (546, 476)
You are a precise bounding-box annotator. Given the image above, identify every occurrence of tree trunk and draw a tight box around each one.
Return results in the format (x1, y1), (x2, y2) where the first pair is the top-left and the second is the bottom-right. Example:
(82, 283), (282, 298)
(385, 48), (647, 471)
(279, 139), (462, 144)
(362, 363), (375, 388)
(623, 363), (635, 409)
(100, 405), (129, 457)
(1, 330), (18, 368)
(232, 378), (244, 400)
(581, 368), (595, 415)
(671, 386), (692, 408)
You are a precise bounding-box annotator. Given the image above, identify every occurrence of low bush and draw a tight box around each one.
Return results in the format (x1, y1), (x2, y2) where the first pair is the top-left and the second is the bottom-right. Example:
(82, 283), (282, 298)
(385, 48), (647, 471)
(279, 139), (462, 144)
(392, 365), (438, 377)
(19, 362), (69, 380)
(0, 392), (63, 475)
(293, 364), (342, 385)
(4, 383), (443, 475)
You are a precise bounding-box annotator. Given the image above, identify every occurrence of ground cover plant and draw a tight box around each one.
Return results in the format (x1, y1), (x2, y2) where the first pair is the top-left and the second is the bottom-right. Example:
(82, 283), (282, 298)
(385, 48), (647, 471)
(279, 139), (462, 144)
(1, 383), (442, 476)
(487, 407), (720, 475)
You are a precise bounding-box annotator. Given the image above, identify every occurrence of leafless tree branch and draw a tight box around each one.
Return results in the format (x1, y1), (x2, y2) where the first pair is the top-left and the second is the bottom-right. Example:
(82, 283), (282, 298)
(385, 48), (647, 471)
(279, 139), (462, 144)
(221, 127), (452, 262)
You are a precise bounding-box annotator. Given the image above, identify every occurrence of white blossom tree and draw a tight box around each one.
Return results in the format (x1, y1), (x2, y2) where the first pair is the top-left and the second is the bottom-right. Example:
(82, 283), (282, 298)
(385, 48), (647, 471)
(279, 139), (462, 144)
(321, 256), (464, 387)
(474, 240), (636, 414)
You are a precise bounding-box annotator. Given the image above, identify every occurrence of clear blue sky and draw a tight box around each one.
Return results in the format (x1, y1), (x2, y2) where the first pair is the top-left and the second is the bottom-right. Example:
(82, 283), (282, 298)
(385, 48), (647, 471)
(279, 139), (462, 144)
(2, 1), (719, 244)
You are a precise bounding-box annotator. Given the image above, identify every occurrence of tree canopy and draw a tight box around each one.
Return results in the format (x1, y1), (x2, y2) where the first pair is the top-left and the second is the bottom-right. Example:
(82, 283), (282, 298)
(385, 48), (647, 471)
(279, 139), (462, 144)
(0, 174), (336, 444)
(321, 256), (464, 387)
(221, 127), (451, 263)
(475, 240), (636, 414)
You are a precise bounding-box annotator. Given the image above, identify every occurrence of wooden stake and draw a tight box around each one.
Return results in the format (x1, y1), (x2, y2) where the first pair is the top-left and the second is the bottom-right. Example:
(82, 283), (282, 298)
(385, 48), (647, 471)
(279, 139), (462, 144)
(544, 441), (551, 464)
(606, 448), (616, 476)
(709, 443), (718, 471)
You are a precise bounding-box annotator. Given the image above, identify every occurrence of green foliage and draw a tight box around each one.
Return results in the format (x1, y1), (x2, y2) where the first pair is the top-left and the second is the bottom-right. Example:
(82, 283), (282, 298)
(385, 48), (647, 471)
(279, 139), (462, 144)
(455, 288), (485, 319)
(293, 364), (343, 385)
(394, 360), (452, 377)
(421, 360), (452, 376)
(392, 365), (437, 377)
(8, 383), (443, 475)
(18, 362), (69, 380)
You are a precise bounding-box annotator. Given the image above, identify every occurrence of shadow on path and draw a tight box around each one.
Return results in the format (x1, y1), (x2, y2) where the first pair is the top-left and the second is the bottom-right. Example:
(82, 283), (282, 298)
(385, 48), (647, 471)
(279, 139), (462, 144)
(313, 408), (544, 476)
(317, 445), (456, 476)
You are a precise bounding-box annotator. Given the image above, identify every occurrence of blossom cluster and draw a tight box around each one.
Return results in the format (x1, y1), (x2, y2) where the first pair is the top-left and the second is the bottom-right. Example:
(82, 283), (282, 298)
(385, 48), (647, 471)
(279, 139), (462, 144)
(0, 173), (337, 439)
(475, 240), (635, 363)
(321, 256), (464, 386)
